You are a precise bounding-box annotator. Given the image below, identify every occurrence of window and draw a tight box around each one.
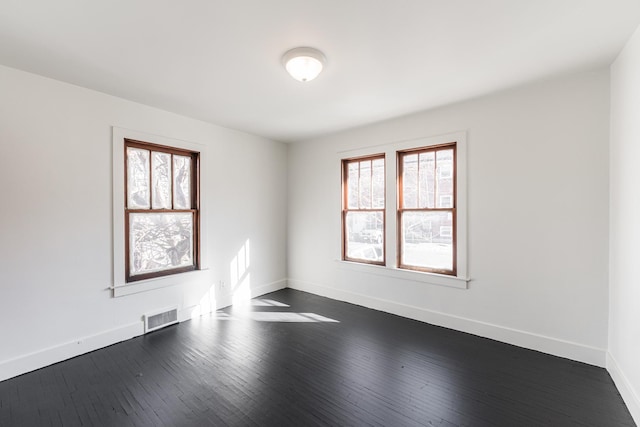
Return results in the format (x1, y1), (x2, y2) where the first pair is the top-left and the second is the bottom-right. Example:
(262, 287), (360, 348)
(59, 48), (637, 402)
(337, 132), (467, 288)
(124, 139), (200, 282)
(398, 143), (456, 275)
(342, 155), (385, 265)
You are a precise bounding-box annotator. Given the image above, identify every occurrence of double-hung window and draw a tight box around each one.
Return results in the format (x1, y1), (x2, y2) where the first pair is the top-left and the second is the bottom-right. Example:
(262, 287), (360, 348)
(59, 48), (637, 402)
(398, 143), (456, 275)
(341, 140), (460, 280)
(125, 139), (200, 282)
(342, 155), (385, 265)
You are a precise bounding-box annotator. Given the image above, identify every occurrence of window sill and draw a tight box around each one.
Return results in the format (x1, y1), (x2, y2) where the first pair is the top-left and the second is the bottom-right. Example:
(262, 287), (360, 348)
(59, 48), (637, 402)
(111, 268), (208, 297)
(335, 260), (469, 289)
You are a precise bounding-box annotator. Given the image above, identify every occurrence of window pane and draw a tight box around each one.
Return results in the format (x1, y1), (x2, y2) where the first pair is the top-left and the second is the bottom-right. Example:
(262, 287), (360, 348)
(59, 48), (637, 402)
(152, 152), (172, 209)
(372, 158), (385, 209)
(345, 211), (383, 262)
(347, 163), (359, 209)
(401, 211), (453, 271)
(402, 154), (418, 208)
(359, 160), (372, 209)
(127, 147), (150, 209)
(436, 149), (454, 208)
(129, 212), (194, 276)
(419, 151), (435, 208)
(173, 155), (191, 209)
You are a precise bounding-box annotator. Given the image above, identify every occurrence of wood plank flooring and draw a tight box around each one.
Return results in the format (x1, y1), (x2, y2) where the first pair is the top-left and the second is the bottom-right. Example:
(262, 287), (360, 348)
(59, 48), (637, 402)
(0, 289), (635, 426)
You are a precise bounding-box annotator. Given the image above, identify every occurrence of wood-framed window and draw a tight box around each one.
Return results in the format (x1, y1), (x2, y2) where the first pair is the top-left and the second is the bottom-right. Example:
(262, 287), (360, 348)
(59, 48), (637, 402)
(342, 154), (385, 265)
(398, 143), (456, 275)
(124, 139), (200, 282)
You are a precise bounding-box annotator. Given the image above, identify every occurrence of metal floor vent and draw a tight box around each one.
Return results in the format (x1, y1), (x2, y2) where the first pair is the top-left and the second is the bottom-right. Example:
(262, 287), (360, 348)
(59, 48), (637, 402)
(145, 307), (179, 333)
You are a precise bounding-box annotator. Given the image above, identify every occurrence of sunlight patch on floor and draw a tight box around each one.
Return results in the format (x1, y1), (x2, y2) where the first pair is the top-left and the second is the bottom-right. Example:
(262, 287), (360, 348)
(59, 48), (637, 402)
(251, 299), (290, 307)
(214, 304), (339, 323)
(244, 312), (339, 323)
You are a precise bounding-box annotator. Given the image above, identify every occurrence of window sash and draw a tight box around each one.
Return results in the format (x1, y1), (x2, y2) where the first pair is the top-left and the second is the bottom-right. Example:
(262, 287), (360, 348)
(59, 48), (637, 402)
(125, 210), (197, 282)
(124, 139), (200, 282)
(398, 143), (456, 275)
(342, 154), (386, 265)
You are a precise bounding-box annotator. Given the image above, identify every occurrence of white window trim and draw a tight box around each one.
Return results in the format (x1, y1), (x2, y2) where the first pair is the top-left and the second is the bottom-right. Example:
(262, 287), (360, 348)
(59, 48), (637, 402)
(336, 131), (469, 289)
(111, 127), (209, 297)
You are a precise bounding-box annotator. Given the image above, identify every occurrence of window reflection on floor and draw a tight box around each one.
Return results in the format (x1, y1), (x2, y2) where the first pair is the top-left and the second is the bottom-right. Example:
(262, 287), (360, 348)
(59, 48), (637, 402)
(216, 299), (339, 323)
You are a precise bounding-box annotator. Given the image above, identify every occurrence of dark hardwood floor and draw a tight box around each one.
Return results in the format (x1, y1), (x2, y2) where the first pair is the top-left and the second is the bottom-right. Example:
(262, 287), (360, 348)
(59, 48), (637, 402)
(0, 289), (634, 426)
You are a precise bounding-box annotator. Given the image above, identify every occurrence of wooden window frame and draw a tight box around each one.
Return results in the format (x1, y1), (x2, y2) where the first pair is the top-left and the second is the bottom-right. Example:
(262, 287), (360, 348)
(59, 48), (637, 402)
(342, 154), (386, 266)
(397, 143), (457, 275)
(124, 138), (200, 282)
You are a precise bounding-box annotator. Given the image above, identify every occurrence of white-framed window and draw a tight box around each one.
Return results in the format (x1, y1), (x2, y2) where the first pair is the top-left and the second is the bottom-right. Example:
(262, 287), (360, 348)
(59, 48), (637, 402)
(112, 127), (207, 297)
(342, 154), (385, 265)
(398, 143), (456, 275)
(336, 131), (468, 289)
(124, 139), (200, 282)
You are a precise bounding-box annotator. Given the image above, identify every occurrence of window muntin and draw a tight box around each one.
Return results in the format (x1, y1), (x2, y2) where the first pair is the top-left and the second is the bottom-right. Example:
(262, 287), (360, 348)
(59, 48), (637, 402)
(125, 139), (200, 282)
(398, 143), (456, 275)
(342, 155), (385, 265)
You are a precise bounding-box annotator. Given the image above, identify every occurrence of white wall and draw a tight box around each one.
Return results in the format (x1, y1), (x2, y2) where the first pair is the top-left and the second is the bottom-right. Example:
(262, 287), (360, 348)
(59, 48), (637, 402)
(288, 70), (610, 366)
(0, 65), (288, 381)
(609, 24), (640, 424)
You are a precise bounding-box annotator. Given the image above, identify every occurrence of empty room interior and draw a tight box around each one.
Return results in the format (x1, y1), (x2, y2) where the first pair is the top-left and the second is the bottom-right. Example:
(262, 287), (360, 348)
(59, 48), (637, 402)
(2, 0), (640, 425)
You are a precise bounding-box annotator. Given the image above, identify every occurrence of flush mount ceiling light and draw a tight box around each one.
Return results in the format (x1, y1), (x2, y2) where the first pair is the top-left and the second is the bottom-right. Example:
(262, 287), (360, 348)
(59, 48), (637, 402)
(282, 47), (326, 82)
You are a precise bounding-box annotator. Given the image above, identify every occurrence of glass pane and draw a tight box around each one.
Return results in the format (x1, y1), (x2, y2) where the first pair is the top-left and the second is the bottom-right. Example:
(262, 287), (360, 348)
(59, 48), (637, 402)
(401, 211), (453, 271)
(127, 147), (150, 209)
(436, 149), (454, 208)
(345, 211), (384, 262)
(173, 155), (191, 209)
(152, 152), (172, 209)
(372, 158), (385, 209)
(418, 151), (435, 208)
(358, 160), (372, 209)
(402, 154), (418, 208)
(129, 212), (194, 276)
(347, 162), (359, 209)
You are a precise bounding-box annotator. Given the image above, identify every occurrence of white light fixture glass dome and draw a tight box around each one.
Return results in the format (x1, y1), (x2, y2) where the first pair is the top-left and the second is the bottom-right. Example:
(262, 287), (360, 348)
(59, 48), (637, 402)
(282, 47), (326, 82)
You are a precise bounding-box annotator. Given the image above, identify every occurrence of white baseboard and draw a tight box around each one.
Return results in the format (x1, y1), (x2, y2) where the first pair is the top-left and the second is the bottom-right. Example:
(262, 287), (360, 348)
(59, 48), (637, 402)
(250, 279), (288, 299)
(607, 352), (640, 425)
(288, 279), (607, 367)
(0, 279), (288, 383)
(0, 322), (142, 383)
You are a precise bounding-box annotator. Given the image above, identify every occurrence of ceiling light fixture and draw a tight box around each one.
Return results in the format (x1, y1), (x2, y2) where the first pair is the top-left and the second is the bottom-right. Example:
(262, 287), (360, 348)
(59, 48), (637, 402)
(282, 47), (326, 82)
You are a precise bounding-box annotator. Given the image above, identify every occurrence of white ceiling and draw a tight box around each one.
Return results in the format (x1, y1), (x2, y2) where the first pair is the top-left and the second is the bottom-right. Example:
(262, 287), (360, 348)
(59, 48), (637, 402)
(1, 1), (639, 143)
